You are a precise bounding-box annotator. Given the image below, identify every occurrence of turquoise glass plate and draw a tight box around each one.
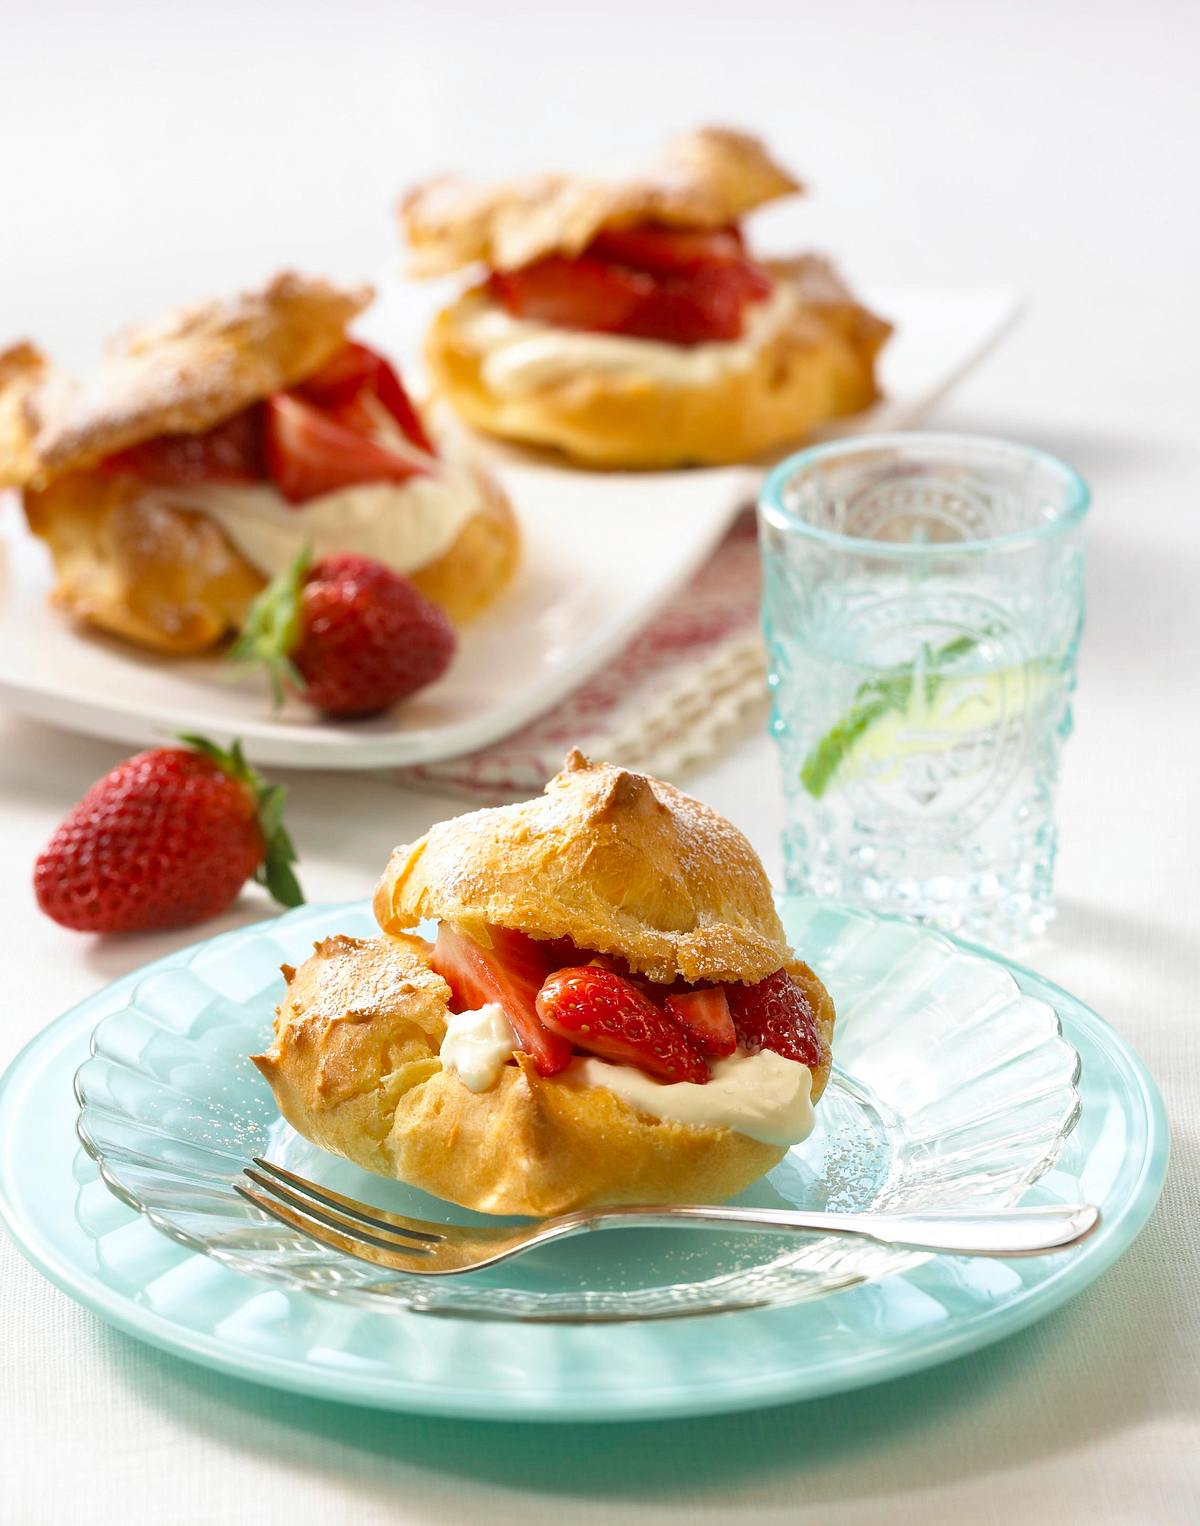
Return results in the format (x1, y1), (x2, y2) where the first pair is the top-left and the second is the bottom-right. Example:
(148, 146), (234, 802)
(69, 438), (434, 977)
(0, 899), (1167, 1421)
(70, 900), (1087, 1319)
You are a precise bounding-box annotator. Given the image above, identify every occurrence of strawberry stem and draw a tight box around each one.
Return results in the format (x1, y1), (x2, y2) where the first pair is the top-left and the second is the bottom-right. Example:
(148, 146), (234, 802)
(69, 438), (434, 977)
(177, 734), (305, 908)
(227, 546), (311, 708)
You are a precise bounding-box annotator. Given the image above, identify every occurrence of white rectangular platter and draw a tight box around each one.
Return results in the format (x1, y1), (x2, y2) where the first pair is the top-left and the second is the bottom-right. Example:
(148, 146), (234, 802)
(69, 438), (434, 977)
(0, 286), (1019, 770)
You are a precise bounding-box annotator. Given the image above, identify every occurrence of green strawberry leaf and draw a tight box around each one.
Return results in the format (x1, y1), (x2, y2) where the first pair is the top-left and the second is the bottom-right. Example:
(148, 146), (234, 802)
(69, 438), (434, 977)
(177, 733), (306, 908)
(226, 545), (312, 708)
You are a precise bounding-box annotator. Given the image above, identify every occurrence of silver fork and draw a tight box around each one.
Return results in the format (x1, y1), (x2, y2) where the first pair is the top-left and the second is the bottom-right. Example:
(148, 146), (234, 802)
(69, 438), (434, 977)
(235, 1158), (1100, 1277)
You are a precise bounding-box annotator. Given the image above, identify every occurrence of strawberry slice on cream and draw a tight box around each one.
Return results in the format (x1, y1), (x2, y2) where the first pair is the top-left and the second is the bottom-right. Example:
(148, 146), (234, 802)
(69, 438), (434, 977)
(263, 394), (427, 504)
(430, 924), (573, 1077)
(663, 987), (737, 1058)
(488, 222), (775, 346)
(419, 920), (825, 1151)
(102, 341), (436, 504)
(100, 408), (267, 485)
(726, 970), (825, 1068)
(536, 967), (711, 1084)
(294, 340), (436, 456)
(91, 340), (503, 597)
(423, 917), (827, 1131)
(11, 273), (520, 659)
(404, 129), (892, 469)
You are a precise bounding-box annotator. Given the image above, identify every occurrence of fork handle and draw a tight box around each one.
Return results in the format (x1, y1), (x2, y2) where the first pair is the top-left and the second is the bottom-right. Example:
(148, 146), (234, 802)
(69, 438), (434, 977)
(559, 1203), (1100, 1257)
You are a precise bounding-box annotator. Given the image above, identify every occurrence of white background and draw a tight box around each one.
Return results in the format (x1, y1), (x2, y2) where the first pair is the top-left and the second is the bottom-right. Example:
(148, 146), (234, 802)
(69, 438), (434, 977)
(1, 1), (1198, 1522)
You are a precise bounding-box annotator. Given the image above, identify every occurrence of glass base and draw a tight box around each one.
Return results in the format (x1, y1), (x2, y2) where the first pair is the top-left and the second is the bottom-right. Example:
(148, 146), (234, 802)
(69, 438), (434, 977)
(783, 842), (1055, 952)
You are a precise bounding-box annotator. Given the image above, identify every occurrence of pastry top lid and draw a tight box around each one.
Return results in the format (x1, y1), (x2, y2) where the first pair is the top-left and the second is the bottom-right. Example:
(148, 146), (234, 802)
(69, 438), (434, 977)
(0, 272), (372, 489)
(373, 749), (796, 986)
(400, 126), (802, 277)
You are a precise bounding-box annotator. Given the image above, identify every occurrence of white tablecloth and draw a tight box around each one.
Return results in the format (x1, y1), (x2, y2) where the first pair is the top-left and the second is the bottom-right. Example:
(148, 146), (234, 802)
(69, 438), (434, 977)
(1, 1), (1197, 1521)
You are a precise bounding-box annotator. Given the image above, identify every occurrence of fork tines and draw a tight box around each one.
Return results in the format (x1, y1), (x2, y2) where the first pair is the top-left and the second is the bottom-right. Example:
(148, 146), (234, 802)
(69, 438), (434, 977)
(236, 1157), (444, 1256)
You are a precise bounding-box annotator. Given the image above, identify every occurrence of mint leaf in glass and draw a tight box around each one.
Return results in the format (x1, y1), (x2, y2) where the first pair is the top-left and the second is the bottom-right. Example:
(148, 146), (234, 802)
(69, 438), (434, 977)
(800, 633), (981, 799)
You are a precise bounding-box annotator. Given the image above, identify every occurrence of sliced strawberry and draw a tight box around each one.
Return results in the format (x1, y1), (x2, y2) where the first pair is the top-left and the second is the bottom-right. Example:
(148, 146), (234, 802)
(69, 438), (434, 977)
(100, 406), (266, 485)
(587, 223), (747, 274)
(486, 924), (560, 979)
(586, 223), (773, 310)
(317, 394), (377, 437)
(537, 934), (595, 967)
(586, 952), (634, 976)
(584, 955), (672, 1002)
(724, 970), (824, 1067)
(429, 923), (494, 1011)
(370, 355), (437, 456)
(490, 257), (652, 331)
(429, 923), (572, 1077)
(536, 967), (709, 1084)
(263, 394), (427, 505)
(295, 343), (382, 408)
(723, 258), (774, 303)
(663, 987), (736, 1058)
(620, 264), (756, 344)
(492, 250), (771, 346)
(298, 342), (435, 456)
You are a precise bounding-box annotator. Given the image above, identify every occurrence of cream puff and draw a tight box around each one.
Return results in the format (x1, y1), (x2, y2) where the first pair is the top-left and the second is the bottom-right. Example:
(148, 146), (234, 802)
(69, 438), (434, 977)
(253, 751), (835, 1216)
(0, 273), (519, 654)
(400, 127), (892, 469)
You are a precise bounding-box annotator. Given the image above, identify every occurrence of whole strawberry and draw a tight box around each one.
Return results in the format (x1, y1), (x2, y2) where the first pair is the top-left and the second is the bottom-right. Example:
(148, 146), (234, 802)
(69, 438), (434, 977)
(34, 736), (303, 933)
(231, 550), (456, 718)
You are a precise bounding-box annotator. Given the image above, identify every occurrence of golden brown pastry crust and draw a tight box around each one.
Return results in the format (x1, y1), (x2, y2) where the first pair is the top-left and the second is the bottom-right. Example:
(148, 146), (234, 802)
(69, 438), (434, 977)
(401, 126), (801, 276)
(3, 273), (519, 652)
(0, 343), (63, 487)
(23, 461), (520, 654)
(23, 471), (267, 653)
(1, 274), (372, 490)
(423, 258), (891, 469)
(407, 461), (521, 624)
(377, 750), (794, 986)
(252, 932), (803, 1216)
(256, 755), (835, 1215)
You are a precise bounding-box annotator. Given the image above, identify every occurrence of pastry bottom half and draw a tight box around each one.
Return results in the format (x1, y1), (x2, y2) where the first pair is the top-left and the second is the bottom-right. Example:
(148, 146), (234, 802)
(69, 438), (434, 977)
(424, 277), (891, 470)
(253, 932), (802, 1218)
(24, 464), (519, 655)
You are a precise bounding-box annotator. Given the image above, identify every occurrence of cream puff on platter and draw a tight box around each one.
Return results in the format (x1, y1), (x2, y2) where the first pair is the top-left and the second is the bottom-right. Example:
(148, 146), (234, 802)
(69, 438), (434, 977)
(0, 273), (519, 655)
(401, 127), (892, 469)
(253, 751), (836, 1216)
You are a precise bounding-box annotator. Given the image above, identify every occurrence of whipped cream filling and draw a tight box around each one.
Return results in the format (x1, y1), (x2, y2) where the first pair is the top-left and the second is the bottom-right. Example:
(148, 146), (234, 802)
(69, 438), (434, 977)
(139, 399), (482, 581)
(437, 998), (815, 1146)
(563, 1050), (815, 1147)
(439, 1003), (518, 1093)
(144, 474), (473, 582)
(458, 281), (797, 397)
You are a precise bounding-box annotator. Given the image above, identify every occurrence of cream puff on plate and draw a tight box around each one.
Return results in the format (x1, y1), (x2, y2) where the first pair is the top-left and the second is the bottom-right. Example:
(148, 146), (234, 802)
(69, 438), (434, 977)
(0, 273), (518, 654)
(401, 127), (892, 469)
(253, 751), (835, 1216)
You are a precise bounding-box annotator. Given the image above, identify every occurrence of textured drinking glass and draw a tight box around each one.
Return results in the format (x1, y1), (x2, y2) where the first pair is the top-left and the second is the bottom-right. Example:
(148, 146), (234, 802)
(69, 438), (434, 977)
(759, 433), (1089, 946)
